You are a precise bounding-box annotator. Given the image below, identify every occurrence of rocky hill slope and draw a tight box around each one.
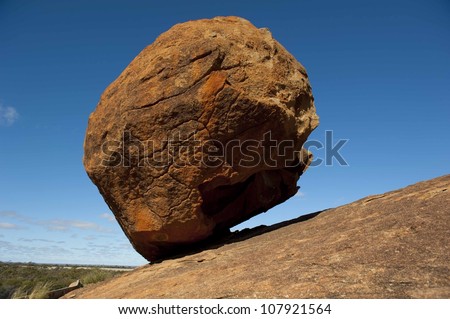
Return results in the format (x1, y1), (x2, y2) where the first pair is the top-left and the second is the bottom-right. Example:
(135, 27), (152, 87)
(66, 175), (449, 298)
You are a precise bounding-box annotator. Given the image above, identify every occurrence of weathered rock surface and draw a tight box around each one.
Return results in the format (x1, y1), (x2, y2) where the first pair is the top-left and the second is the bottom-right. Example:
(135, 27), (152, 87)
(83, 17), (319, 261)
(67, 175), (450, 298)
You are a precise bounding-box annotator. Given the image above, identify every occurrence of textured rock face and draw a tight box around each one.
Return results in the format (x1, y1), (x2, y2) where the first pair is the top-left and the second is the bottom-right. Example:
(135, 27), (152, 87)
(68, 175), (450, 298)
(83, 16), (319, 261)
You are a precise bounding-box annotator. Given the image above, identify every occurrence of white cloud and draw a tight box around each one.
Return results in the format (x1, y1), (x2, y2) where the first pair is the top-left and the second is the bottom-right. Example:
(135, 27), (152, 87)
(0, 239), (73, 264)
(41, 219), (111, 233)
(0, 222), (20, 229)
(0, 105), (19, 126)
(69, 221), (99, 230)
(0, 211), (18, 217)
(0, 210), (111, 233)
(100, 212), (115, 222)
(18, 238), (65, 244)
(294, 191), (305, 198)
(0, 211), (30, 224)
(44, 220), (94, 231)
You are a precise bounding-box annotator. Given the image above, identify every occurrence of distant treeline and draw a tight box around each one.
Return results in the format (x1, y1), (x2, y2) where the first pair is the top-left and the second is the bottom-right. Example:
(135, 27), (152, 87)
(0, 261), (135, 269)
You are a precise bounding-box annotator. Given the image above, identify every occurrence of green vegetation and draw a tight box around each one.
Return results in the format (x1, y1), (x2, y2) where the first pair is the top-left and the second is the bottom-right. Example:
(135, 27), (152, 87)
(0, 262), (131, 299)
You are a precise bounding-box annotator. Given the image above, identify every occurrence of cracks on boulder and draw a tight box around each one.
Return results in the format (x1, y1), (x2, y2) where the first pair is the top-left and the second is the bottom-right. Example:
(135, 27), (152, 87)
(201, 83), (234, 130)
(139, 49), (215, 85)
(224, 91), (242, 134)
(190, 50), (214, 63)
(139, 66), (166, 84)
(130, 51), (226, 111)
(168, 170), (191, 189)
(167, 189), (194, 219)
(131, 87), (189, 111)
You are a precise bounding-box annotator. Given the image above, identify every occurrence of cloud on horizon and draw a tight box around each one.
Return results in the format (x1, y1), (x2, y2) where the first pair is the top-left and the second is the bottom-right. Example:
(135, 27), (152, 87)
(0, 222), (21, 229)
(0, 210), (30, 223)
(0, 210), (112, 233)
(0, 104), (19, 126)
(0, 211), (21, 218)
(0, 211), (144, 265)
(0, 239), (73, 264)
(18, 238), (65, 244)
(0, 236), (142, 266)
(40, 219), (111, 232)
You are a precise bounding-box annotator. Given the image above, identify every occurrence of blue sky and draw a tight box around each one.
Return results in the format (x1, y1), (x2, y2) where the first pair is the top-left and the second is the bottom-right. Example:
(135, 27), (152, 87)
(0, 0), (449, 266)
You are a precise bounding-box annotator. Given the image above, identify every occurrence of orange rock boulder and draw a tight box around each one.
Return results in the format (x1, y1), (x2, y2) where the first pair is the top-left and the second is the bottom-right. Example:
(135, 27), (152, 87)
(83, 16), (319, 261)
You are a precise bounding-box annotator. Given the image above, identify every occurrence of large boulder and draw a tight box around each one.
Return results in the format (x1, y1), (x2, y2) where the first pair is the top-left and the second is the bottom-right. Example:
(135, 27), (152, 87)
(83, 16), (319, 261)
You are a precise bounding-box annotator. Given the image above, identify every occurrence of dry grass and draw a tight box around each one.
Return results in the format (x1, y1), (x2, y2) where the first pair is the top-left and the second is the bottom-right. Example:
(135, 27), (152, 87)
(80, 269), (116, 285)
(1, 262), (128, 299)
(11, 282), (52, 299)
